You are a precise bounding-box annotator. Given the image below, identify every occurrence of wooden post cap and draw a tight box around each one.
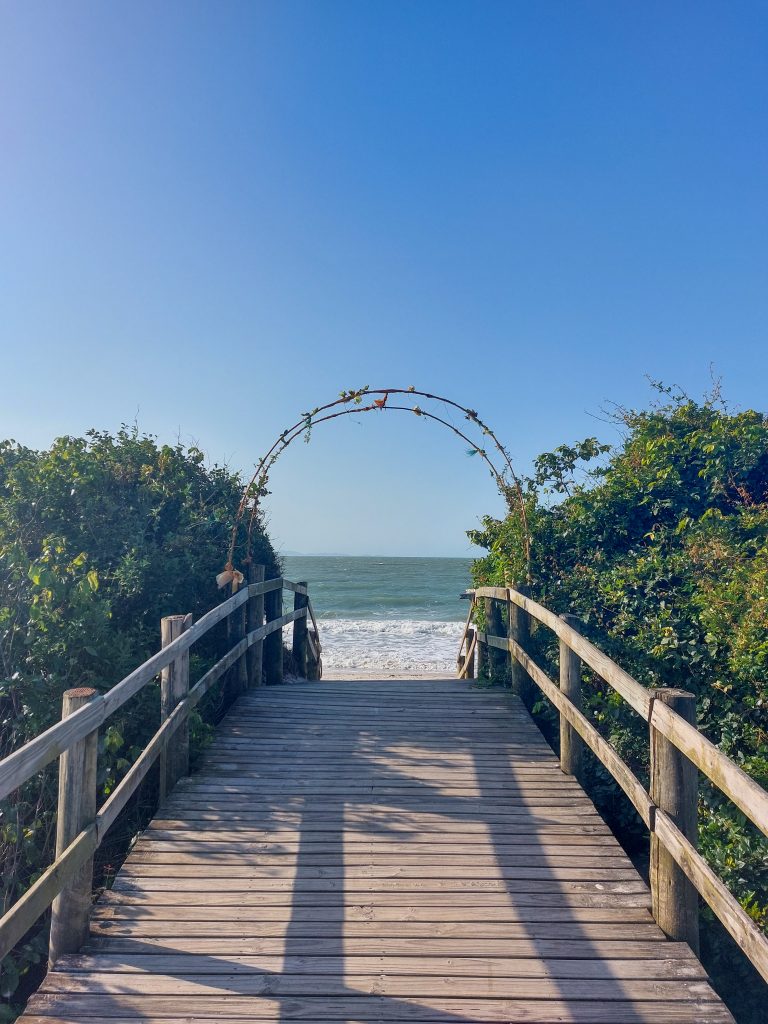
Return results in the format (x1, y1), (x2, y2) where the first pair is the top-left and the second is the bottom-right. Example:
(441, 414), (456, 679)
(653, 687), (696, 701)
(62, 687), (98, 705)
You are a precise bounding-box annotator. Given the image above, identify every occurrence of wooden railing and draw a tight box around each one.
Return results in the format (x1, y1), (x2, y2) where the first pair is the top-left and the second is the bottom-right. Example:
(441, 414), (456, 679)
(0, 570), (321, 967)
(457, 585), (768, 983)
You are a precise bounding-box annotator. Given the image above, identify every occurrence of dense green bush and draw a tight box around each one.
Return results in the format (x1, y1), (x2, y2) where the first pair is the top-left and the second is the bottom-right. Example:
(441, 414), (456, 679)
(469, 388), (768, 1021)
(0, 428), (279, 1015)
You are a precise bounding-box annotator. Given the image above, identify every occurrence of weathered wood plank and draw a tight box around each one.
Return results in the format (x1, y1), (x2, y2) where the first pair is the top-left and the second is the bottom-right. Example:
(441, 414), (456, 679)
(91, 904), (655, 923)
(127, 851), (631, 867)
(96, 887), (651, 909)
(56, 953), (707, 978)
(84, 936), (682, 956)
(21, 1001), (736, 1023)
(130, 834), (623, 850)
(39, 972), (720, 999)
(117, 863), (642, 880)
(147, 818), (616, 833)
(89, 921), (668, 941)
(111, 876), (650, 893)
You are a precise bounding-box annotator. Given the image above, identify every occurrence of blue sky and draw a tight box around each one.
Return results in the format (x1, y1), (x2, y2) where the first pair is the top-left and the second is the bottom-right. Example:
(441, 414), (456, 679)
(1, 1), (766, 556)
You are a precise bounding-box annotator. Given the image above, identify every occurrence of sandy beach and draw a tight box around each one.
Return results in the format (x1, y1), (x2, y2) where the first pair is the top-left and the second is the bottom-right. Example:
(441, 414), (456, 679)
(321, 669), (455, 680)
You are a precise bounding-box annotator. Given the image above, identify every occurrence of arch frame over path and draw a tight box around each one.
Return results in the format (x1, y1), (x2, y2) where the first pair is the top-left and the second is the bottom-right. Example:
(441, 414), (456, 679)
(220, 386), (531, 585)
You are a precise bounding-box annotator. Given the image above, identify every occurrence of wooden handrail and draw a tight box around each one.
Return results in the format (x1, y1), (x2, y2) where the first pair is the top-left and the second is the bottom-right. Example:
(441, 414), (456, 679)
(456, 597), (477, 680)
(463, 585), (768, 984)
(281, 579), (308, 595)
(470, 585), (768, 840)
(458, 629), (477, 680)
(495, 631), (654, 828)
(0, 575), (319, 964)
(306, 596), (320, 639)
(456, 598), (476, 657)
(0, 586), (247, 801)
(479, 586), (652, 717)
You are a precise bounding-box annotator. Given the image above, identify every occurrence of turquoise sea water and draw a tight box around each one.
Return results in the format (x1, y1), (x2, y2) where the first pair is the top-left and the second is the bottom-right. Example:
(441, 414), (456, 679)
(282, 555), (472, 672)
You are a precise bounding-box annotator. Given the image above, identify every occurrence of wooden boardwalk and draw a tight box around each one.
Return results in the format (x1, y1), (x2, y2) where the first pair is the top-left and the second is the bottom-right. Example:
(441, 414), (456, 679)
(22, 678), (733, 1023)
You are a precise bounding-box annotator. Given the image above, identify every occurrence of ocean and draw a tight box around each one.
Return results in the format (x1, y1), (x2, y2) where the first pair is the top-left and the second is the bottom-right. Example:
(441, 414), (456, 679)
(282, 555), (472, 674)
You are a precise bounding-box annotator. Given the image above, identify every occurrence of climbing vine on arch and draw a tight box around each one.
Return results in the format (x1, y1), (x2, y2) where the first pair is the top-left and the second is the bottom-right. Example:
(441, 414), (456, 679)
(219, 385), (531, 585)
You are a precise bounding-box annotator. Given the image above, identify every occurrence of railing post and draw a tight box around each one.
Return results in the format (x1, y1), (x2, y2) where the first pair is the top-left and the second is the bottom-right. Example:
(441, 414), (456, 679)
(236, 581), (248, 694)
(460, 626), (477, 679)
(247, 564), (265, 687)
(476, 625), (488, 680)
(559, 613), (583, 780)
(264, 579), (284, 685)
(307, 632), (318, 680)
(466, 627), (476, 679)
(486, 597), (505, 682)
(292, 582), (309, 679)
(226, 579), (247, 699)
(508, 585), (532, 702)
(159, 613), (191, 803)
(650, 688), (699, 954)
(48, 687), (99, 967)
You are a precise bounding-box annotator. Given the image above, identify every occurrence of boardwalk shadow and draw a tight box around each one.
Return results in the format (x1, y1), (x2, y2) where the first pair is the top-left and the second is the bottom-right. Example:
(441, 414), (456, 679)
(35, 681), (699, 1022)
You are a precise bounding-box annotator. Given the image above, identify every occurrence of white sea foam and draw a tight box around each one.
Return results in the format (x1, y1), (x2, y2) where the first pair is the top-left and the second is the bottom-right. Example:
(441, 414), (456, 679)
(312, 618), (464, 672)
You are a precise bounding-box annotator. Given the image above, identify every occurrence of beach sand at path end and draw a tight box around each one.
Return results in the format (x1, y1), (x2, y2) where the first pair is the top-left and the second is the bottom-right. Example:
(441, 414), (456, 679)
(286, 670), (455, 681)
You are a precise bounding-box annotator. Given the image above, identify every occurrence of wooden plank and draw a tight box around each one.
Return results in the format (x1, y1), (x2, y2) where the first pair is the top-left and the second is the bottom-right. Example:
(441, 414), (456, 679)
(201, 741), (561, 757)
(195, 769), (565, 780)
(85, 935), (684, 956)
(141, 824), (616, 840)
(21, 1000), (736, 1023)
(165, 789), (591, 802)
(146, 818), (616, 834)
(178, 772), (586, 786)
(280, 580), (308, 595)
(97, 888), (651, 909)
(40, 972), (720, 999)
(56, 953), (707, 979)
(247, 578), (284, 598)
(89, 921), (667, 941)
(154, 794), (606, 810)
(128, 851), (630, 867)
(197, 749), (563, 761)
(147, 806), (610, 823)
(111, 878), (650, 894)
(91, 909), (655, 925)
(117, 863), (642, 880)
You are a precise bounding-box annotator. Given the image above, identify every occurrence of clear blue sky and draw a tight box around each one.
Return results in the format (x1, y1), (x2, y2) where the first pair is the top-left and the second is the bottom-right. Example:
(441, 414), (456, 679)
(1, 2), (766, 556)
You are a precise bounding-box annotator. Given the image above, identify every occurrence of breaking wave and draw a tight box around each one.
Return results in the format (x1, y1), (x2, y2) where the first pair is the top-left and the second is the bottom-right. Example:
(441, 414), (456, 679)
(315, 618), (463, 672)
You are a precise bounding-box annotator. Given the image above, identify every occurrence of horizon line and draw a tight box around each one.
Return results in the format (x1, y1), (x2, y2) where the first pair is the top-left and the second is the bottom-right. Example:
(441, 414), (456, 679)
(280, 551), (475, 559)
